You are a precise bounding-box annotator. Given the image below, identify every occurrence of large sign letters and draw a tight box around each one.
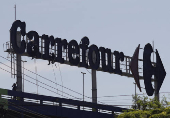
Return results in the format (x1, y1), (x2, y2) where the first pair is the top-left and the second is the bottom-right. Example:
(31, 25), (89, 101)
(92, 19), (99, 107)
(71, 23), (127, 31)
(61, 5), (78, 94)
(10, 20), (166, 96)
(10, 20), (124, 75)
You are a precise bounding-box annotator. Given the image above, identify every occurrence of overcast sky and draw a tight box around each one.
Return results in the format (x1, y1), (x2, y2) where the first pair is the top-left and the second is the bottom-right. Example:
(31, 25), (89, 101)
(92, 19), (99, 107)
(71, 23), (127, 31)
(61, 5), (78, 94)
(0, 0), (170, 108)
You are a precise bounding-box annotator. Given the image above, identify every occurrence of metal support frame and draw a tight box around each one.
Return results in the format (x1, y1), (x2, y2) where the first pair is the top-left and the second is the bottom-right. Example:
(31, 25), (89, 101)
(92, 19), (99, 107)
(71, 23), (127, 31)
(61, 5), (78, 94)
(16, 32), (22, 92)
(152, 41), (159, 101)
(133, 82), (137, 109)
(6, 31), (158, 100)
(81, 72), (86, 102)
(92, 69), (97, 104)
(154, 76), (159, 101)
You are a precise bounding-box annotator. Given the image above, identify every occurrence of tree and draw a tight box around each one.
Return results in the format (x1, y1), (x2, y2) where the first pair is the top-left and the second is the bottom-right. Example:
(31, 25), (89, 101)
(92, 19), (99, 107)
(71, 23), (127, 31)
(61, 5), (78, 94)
(117, 95), (170, 118)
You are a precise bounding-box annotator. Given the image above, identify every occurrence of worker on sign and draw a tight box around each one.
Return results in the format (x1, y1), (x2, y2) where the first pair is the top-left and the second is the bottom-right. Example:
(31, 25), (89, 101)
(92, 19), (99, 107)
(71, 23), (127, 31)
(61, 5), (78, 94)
(48, 53), (55, 65)
(12, 83), (17, 100)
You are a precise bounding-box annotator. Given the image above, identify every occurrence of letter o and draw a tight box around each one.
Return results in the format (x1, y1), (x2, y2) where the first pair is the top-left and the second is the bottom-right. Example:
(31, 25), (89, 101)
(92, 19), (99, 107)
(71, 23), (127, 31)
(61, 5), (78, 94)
(88, 45), (100, 70)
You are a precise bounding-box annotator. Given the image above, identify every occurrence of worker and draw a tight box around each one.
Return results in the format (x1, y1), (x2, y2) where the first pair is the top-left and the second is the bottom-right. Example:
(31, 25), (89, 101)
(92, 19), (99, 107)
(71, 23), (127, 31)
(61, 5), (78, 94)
(32, 44), (38, 59)
(48, 53), (55, 65)
(12, 83), (17, 100)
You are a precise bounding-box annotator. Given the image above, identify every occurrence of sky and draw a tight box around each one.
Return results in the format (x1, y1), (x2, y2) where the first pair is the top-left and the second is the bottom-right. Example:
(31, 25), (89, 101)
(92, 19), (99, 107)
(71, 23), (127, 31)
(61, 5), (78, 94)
(0, 0), (170, 108)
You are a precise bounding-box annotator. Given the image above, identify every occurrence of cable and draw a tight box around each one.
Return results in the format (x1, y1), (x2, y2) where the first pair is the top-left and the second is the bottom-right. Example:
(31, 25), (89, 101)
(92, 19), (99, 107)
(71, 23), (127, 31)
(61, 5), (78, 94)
(0, 62), (81, 100)
(1, 51), (150, 108)
(0, 55), (135, 106)
(86, 69), (91, 74)
(0, 65), (83, 102)
(85, 67), (145, 99)
(103, 102), (133, 104)
(0, 55), (88, 98)
(0, 64), (115, 107)
(111, 105), (132, 106)
(34, 58), (38, 94)
(52, 64), (58, 93)
(0, 55), (106, 104)
(101, 99), (132, 101)
(97, 93), (145, 98)
(58, 63), (63, 97)
(0, 65), (134, 108)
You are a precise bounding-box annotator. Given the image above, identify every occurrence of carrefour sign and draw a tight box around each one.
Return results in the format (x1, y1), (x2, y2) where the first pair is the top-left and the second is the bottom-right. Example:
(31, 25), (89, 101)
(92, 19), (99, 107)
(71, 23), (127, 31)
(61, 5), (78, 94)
(10, 20), (166, 96)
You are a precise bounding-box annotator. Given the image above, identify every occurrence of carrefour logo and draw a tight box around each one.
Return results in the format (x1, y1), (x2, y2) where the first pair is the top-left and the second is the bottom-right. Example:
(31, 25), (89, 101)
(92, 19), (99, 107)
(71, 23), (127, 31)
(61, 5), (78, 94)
(10, 20), (166, 96)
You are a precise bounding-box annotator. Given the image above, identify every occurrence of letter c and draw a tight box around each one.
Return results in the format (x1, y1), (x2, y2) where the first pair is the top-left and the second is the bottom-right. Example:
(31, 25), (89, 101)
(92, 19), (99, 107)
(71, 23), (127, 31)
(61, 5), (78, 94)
(10, 20), (26, 54)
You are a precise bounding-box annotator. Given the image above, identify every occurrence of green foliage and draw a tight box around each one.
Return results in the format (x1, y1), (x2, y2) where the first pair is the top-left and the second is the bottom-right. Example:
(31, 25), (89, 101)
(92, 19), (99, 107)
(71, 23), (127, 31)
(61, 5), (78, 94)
(117, 95), (170, 118)
(118, 110), (151, 118)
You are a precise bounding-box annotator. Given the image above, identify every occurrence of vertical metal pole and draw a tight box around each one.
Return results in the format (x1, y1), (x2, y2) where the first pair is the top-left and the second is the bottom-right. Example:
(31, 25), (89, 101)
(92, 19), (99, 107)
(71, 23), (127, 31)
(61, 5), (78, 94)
(16, 32), (22, 92)
(35, 59), (38, 94)
(22, 61), (27, 92)
(83, 74), (84, 102)
(152, 41), (159, 101)
(82, 72), (85, 102)
(92, 69), (97, 104)
(14, 4), (16, 21)
(13, 54), (15, 78)
(10, 31), (13, 78)
(154, 76), (159, 101)
(81, 72), (86, 110)
(23, 61), (24, 92)
(126, 57), (127, 73)
(134, 82), (137, 109)
(11, 51), (13, 78)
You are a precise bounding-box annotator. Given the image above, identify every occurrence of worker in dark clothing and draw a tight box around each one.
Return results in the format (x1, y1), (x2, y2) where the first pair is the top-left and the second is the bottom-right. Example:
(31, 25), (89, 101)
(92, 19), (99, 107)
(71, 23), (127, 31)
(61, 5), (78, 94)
(51, 53), (55, 64)
(12, 83), (17, 91)
(48, 53), (55, 65)
(32, 44), (38, 59)
(12, 83), (17, 100)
